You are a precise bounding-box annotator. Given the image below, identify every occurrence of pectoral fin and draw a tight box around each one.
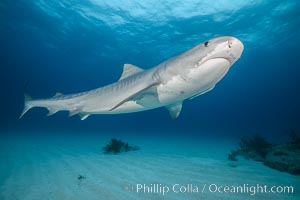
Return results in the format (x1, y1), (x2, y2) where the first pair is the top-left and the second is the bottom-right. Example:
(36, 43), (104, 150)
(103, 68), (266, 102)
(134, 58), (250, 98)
(109, 82), (160, 111)
(166, 102), (183, 119)
(79, 113), (90, 120)
(189, 85), (215, 100)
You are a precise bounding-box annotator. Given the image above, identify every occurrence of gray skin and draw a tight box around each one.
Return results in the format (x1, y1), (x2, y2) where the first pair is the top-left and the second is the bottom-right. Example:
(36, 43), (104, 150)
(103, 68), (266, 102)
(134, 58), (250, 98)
(20, 36), (244, 120)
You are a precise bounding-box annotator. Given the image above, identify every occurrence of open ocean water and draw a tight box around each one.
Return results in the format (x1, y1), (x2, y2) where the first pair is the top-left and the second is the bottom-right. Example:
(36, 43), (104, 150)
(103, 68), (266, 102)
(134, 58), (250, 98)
(0, 1), (300, 200)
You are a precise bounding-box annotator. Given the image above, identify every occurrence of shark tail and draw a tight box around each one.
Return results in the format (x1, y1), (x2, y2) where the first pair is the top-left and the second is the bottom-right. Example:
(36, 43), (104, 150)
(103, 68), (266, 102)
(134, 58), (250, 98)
(19, 93), (34, 119)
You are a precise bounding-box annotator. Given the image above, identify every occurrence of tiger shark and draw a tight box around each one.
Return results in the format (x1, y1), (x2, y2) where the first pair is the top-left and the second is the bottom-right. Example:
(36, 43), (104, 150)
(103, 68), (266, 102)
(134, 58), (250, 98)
(20, 36), (244, 120)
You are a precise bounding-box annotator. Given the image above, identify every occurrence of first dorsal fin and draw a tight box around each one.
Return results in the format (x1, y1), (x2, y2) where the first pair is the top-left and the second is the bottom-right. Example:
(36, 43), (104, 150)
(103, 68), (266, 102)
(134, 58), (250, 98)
(119, 64), (144, 81)
(54, 92), (63, 97)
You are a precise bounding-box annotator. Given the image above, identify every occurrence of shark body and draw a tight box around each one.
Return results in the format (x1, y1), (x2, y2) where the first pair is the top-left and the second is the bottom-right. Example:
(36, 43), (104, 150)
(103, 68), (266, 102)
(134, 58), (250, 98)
(20, 36), (244, 120)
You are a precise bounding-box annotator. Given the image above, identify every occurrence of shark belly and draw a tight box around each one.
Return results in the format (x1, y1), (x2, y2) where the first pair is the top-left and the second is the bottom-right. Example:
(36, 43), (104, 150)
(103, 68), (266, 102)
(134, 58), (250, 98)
(101, 58), (231, 114)
(157, 58), (231, 104)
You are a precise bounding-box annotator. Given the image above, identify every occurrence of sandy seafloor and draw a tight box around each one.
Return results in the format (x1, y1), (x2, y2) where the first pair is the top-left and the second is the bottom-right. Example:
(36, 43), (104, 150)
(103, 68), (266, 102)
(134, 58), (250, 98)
(0, 132), (299, 200)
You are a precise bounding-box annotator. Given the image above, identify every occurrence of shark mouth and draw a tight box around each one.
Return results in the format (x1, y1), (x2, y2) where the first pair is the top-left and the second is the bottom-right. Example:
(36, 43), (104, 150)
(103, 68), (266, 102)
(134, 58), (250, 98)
(195, 57), (231, 68)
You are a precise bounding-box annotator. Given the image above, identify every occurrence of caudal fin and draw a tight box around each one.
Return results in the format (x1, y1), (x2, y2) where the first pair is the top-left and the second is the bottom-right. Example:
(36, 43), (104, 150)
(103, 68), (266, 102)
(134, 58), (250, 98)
(19, 93), (33, 119)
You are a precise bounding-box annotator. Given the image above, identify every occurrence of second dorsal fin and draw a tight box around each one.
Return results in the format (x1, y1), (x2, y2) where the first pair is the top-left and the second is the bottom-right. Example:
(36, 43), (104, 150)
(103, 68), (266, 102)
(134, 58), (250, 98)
(118, 64), (144, 81)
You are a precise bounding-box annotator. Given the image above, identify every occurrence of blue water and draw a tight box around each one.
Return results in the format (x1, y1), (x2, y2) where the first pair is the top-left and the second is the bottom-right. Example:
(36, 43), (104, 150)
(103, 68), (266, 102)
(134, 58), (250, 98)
(0, 1), (300, 199)
(1, 0), (300, 137)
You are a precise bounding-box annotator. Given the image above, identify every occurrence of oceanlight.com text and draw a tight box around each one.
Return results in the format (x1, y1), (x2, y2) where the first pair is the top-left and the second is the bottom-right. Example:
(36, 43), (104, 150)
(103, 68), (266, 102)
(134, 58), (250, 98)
(126, 183), (294, 196)
(207, 183), (294, 196)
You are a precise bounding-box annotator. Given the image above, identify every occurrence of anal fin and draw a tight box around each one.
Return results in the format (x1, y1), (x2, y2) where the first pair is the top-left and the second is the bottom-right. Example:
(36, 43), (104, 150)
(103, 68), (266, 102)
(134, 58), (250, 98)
(47, 108), (59, 116)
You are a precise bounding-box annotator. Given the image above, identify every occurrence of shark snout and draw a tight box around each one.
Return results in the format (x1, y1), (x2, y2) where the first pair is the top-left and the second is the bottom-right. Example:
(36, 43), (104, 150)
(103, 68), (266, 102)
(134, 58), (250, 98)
(227, 37), (244, 66)
(231, 37), (244, 55)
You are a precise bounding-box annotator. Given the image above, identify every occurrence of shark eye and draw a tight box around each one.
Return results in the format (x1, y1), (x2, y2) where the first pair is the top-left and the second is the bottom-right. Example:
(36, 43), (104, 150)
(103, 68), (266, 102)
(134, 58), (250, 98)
(204, 41), (210, 47)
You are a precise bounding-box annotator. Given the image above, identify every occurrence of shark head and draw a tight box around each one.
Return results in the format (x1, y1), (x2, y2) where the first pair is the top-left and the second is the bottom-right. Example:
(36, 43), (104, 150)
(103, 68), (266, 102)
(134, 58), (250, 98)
(158, 36), (244, 103)
(164, 36), (244, 76)
(194, 36), (244, 68)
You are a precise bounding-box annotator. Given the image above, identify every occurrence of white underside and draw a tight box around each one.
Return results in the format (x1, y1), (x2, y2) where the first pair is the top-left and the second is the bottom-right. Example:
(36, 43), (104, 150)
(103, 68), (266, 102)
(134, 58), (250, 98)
(22, 58), (231, 119)
(98, 58), (230, 114)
